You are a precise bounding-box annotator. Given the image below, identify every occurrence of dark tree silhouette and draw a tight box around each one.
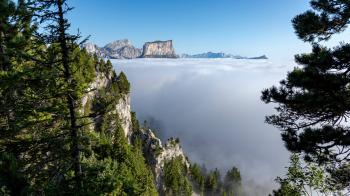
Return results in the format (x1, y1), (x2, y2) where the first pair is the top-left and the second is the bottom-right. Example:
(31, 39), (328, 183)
(262, 0), (350, 190)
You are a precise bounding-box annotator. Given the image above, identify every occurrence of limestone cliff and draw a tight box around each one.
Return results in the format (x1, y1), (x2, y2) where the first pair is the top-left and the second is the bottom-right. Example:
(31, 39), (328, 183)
(82, 63), (192, 195)
(83, 39), (179, 59)
(81, 67), (132, 138)
(83, 42), (106, 58)
(115, 94), (132, 138)
(83, 39), (142, 59)
(131, 129), (189, 193)
(103, 39), (142, 59)
(109, 45), (142, 59)
(141, 40), (178, 58)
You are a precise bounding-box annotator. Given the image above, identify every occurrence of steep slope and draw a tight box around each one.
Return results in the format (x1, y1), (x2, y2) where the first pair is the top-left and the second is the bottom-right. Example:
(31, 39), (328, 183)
(104, 39), (132, 51)
(102, 39), (142, 59)
(131, 129), (190, 194)
(81, 59), (193, 195)
(83, 39), (180, 59)
(83, 39), (142, 59)
(83, 42), (106, 57)
(141, 40), (178, 58)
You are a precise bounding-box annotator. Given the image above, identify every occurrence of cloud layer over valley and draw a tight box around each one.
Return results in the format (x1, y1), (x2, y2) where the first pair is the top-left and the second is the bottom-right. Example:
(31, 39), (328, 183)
(112, 58), (293, 195)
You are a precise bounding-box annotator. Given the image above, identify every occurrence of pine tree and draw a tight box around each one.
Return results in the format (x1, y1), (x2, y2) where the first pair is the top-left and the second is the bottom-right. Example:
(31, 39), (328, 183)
(1, 1), (158, 195)
(0, 0), (41, 194)
(262, 0), (350, 190)
(163, 156), (192, 196)
(26, 0), (88, 192)
(0, 0), (93, 193)
(223, 167), (242, 196)
(0, 0), (16, 70)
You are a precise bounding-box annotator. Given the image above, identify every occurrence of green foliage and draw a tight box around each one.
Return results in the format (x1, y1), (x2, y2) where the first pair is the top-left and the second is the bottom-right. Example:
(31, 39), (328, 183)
(95, 58), (113, 76)
(83, 131), (157, 196)
(0, 152), (28, 195)
(189, 164), (205, 194)
(188, 164), (244, 196)
(131, 111), (140, 132)
(262, 0), (350, 190)
(88, 88), (157, 195)
(0, 0), (33, 70)
(72, 46), (96, 87)
(81, 157), (123, 195)
(224, 167), (242, 196)
(154, 145), (164, 156)
(164, 156), (192, 196)
(168, 137), (180, 147)
(205, 168), (222, 195)
(0, 1), (157, 195)
(269, 182), (301, 196)
(271, 154), (336, 196)
(292, 1), (350, 42)
(117, 71), (130, 94)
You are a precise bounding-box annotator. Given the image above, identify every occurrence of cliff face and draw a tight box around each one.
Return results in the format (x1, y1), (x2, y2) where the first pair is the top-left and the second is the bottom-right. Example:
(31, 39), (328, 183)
(82, 64), (190, 194)
(83, 39), (179, 59)
(115, 94), (132, 138)
(81, 68), (132, 138)
(104, 39), (131, 51)
(131, 129), (189, 194)
(83, 42), (106, 58)
(103, 39), (142, 59)
(109, 45), (142, 59)
(141, 40), (178, 58)
(83, 39), (142, 59)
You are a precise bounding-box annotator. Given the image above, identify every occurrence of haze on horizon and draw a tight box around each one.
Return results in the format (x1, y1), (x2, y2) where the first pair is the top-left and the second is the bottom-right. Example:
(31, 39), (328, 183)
(69, 0), (350, 62)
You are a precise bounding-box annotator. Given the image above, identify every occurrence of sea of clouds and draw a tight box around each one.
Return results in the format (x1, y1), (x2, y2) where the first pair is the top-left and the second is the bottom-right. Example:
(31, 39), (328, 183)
(112, 58), (295, 195)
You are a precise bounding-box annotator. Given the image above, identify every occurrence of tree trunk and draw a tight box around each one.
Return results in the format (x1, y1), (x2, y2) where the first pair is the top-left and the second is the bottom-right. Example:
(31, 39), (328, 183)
(0, 30), (9, 70)
(57, 0), (83, 191)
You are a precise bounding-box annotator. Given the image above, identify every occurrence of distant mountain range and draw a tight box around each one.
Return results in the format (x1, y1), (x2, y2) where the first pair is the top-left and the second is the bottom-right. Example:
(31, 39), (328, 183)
(83, 39), (268, 59)
(83, 39), (177, 59)
(83, 39), (142, 59)
(181, 52), (268, 59)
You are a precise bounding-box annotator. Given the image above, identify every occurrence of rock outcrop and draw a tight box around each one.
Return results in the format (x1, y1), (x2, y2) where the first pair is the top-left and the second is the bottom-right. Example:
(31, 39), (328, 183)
(83, 42), (106, 58)
(103, 39), (142, 59)
(83, 39), (179, 59)
(81, 67), (132, 138)
(109, 45), (142, 59)
(104, 39), (132, 51)
(131, 129), (189, 194)
(141, 40), (178, 58)
(82, 58), (191, 194)
(115, 94), (132, 138)
(83, 39), (142, 59)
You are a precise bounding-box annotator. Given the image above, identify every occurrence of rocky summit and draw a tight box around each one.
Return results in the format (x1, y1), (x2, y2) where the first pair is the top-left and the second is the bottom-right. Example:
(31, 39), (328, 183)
(141, 40), (178, 58)
(83, 39), (178, 59)
(83, 39), (142, 59)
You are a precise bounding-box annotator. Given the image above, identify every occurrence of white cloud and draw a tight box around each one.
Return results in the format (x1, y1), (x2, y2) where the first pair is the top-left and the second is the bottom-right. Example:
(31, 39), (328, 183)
(112, 58), (293, 195)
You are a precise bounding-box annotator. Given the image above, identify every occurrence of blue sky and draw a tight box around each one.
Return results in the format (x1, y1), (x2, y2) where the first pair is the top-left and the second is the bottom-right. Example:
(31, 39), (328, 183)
(68, 0), (350, 61)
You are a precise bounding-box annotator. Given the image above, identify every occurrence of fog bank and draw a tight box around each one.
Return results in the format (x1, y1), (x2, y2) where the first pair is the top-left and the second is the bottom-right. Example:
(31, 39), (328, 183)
(112, 58), (292, 195)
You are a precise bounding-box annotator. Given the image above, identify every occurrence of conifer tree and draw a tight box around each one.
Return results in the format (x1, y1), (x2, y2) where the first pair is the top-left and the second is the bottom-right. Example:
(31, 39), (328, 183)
(1, 1), (158, 195)
(223, 167), (242, 196)
(26, 0), (87, 192)
(262, 0), (350, 190)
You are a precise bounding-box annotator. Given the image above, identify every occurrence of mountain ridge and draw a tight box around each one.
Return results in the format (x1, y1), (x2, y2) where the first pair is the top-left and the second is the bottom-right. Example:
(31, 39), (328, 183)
(83, 39), (268, 60)
(181, 52), (268, 59)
